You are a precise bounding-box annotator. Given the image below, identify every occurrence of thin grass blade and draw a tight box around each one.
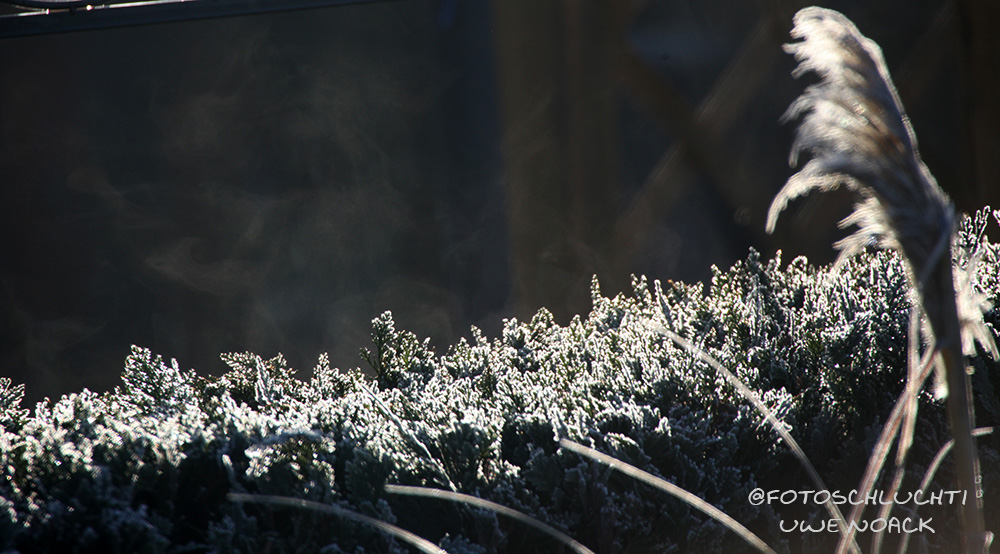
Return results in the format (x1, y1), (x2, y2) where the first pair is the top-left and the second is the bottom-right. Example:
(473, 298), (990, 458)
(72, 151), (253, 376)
(358, 380), (458, 492)
(227, 493), (448, 554)
(896, 427), (995, 554)
(558, 438), (777, 554)
(653, 324), (859, 554)
(384, 484), (595, 554)
(842, 345), (937, 554)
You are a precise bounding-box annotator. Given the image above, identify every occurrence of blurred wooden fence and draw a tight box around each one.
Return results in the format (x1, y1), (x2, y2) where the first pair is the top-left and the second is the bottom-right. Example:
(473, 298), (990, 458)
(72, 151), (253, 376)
(490, 0), (999, 322)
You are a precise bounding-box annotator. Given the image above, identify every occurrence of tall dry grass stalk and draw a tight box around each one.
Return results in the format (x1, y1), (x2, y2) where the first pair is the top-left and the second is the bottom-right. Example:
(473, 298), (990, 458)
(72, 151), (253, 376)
(651, 325), (861, 553)
(558, 438), (778, 554)
(767, 7), (994, 553)
(384, 485), (596, 554)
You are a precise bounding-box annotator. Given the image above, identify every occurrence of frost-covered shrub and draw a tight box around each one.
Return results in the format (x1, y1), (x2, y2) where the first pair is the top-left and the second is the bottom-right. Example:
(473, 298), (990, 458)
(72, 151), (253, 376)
(2, 210), (998, 553)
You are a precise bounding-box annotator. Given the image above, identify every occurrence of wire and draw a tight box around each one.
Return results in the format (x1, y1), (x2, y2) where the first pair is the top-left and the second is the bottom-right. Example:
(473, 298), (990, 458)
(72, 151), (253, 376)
(0, 0), (400, 39)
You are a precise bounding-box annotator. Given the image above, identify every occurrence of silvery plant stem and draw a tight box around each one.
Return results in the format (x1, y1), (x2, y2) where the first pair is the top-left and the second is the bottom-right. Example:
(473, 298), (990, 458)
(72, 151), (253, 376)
(928, 258), (986, 554)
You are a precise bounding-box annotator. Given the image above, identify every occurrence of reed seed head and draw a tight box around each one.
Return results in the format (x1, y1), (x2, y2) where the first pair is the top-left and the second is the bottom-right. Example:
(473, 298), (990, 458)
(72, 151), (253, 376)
(767, 7), (954, 284)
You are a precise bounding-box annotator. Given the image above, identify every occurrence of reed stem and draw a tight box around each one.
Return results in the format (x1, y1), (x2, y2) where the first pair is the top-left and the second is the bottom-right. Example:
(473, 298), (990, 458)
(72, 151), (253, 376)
(929, 260), (987, 553)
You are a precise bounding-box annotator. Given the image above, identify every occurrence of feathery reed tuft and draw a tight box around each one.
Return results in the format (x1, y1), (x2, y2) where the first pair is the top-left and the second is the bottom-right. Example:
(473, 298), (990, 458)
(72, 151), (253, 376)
(767, 6), (954, 284)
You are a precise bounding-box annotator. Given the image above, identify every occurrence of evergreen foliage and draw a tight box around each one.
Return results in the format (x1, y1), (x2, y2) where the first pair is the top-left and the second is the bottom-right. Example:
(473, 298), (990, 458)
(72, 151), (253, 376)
(2, 209), (999, 553)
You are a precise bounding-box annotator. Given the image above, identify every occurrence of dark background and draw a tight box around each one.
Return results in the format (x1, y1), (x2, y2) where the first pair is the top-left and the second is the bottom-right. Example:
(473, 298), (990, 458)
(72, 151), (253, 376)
(1, 0), (996, 404)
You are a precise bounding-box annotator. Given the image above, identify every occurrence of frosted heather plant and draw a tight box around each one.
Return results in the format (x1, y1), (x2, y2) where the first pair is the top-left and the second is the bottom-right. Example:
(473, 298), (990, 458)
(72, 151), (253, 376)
(767, 7), (994, 554)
